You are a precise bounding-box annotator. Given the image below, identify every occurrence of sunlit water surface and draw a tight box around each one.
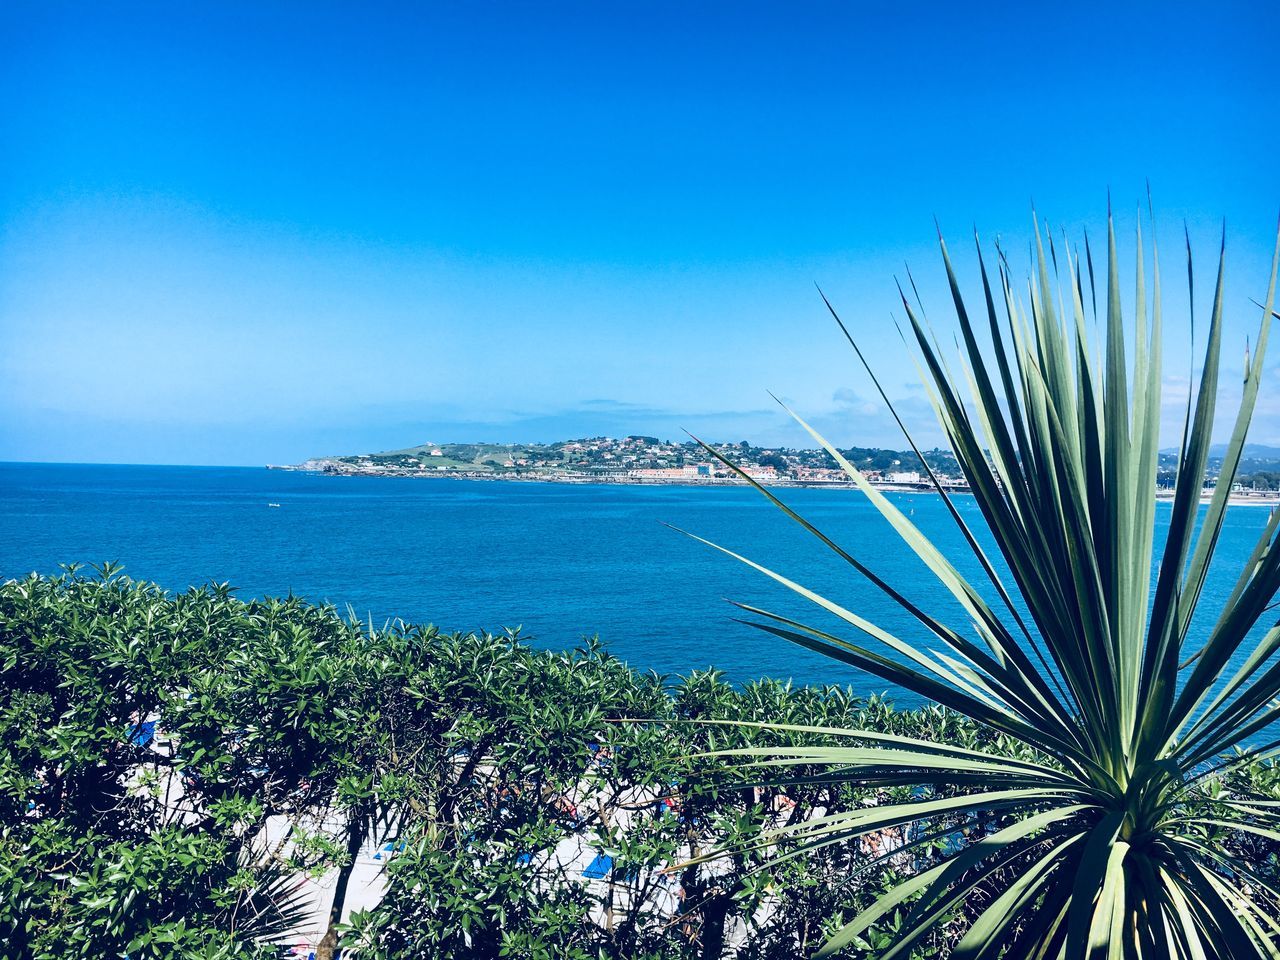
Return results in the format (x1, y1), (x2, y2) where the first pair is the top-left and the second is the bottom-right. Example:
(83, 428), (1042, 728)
(1, 463), (1270, 711)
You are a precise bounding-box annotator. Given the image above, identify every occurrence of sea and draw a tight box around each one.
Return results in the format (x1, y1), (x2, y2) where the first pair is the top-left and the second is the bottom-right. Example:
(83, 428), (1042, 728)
(1, 462), (1272, 709)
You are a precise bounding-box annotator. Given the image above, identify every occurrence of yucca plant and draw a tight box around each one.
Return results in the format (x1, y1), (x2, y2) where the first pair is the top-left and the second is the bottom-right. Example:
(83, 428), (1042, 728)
(687, 206), (1280, 958)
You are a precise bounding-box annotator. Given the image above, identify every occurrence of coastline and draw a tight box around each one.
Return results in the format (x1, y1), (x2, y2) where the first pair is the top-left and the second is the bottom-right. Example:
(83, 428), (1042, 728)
(267, 464), (1280, 507)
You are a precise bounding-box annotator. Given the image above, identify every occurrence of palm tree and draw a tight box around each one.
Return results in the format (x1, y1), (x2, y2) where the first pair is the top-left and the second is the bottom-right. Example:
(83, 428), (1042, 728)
(689, 206), (1280, 958)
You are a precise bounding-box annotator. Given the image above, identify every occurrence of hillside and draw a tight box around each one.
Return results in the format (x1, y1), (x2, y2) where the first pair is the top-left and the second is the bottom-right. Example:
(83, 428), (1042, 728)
(294, 435), (966, 482)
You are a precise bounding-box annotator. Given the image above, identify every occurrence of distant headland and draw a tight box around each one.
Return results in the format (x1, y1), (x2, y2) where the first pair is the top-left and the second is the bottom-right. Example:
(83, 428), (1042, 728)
(271, 435), (962, 489)
(269, 436), (1280, 500)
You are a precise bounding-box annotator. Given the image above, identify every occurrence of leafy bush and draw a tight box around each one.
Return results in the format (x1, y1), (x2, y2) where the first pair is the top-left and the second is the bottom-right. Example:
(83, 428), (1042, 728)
(0, 566), (1031, 959)
(9, 553), (1278, 959)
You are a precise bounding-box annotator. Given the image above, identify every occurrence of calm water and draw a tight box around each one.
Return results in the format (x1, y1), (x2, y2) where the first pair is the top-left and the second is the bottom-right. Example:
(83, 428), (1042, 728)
(1, 462), (1272, 709)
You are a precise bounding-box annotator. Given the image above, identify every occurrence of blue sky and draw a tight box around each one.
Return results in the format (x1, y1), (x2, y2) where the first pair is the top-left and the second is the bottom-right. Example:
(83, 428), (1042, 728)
(2, 2), (1279, 465)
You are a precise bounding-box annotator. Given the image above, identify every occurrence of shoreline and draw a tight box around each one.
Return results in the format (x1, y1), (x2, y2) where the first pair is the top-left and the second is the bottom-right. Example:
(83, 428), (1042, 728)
(268, 464), (969, 494)
(268, 465), (1280, 507)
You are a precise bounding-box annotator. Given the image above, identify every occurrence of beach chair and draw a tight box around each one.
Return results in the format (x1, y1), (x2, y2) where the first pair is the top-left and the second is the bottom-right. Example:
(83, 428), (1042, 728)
(373, 841), (404, 861)
(582, 852), (612, 880)
(129, 720), (156, 746)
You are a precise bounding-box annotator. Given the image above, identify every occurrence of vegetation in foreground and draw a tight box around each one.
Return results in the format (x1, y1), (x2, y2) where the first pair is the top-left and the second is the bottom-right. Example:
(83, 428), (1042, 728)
(6, 569), (1273, 959)
(4, 570), (1280, 960)
(697, 209), (1280, 958)
(0, 568), (1089, 959)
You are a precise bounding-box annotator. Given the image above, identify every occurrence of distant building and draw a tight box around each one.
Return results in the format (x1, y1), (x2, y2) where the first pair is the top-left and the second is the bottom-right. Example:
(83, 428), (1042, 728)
(888, 470), (922, 484)
(628, 466), (702, 480)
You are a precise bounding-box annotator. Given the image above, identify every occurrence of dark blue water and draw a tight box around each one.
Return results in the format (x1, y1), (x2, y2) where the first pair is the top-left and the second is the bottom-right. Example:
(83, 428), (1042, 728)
(0, 462), (1272, 709)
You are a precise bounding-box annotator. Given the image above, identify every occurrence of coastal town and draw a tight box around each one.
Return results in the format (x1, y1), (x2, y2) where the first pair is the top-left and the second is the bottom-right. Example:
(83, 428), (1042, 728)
(276, 435), (970, 489)
(275, 435), (1280, 497)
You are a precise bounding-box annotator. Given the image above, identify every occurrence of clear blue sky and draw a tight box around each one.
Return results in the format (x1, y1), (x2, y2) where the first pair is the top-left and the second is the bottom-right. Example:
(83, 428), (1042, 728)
(2, 2), (1278, 465)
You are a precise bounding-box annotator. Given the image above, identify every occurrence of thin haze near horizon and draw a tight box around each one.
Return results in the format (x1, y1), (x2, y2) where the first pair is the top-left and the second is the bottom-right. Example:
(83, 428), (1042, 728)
(2, 3), (1279, 466)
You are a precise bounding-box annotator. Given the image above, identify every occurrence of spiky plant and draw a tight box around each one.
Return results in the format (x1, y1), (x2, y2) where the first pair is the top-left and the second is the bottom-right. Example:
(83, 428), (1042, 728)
(687, 207), (1280, 958)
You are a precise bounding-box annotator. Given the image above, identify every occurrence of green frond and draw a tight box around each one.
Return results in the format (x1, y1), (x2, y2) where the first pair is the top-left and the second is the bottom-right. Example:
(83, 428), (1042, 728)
(696, 206), (1280, 958)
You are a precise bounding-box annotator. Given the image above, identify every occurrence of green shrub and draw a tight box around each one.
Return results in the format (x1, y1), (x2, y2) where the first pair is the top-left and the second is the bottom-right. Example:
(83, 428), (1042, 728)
(9, 564), (1276, 958)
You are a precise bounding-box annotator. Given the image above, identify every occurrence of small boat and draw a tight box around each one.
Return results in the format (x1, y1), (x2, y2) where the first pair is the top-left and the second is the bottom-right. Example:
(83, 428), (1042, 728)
(268, 503), (281, 508)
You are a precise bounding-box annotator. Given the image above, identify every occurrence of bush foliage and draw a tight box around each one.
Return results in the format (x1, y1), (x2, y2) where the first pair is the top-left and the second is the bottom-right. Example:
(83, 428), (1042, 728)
(5, 567), (1279, 959)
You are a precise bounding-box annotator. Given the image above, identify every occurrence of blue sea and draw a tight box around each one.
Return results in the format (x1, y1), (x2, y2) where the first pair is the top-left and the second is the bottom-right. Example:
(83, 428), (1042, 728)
(0, 462), (1272, 709)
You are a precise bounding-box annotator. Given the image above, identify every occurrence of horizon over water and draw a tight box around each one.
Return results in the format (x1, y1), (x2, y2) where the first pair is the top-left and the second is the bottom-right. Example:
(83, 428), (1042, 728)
(1, 461), (1271, 711)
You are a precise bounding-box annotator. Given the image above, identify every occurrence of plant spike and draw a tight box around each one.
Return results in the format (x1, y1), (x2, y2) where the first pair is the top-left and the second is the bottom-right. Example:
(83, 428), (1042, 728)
(693, 203), (1280, 959)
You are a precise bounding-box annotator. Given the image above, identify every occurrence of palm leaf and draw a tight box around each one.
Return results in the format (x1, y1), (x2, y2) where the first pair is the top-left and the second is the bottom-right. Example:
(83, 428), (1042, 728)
(690, 207), (1280, 957)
